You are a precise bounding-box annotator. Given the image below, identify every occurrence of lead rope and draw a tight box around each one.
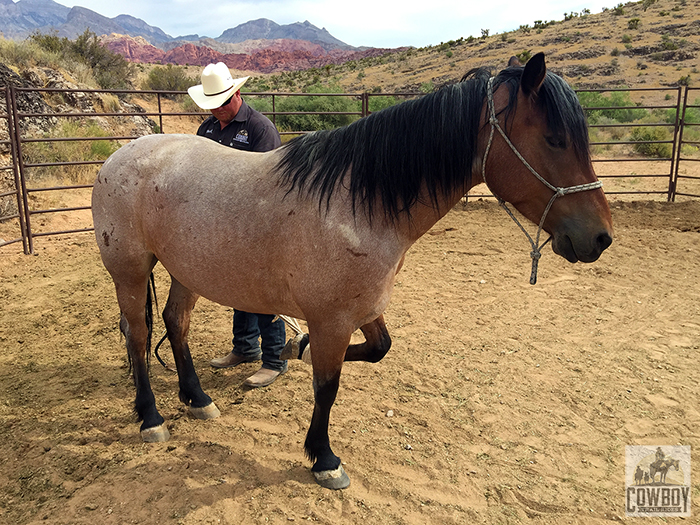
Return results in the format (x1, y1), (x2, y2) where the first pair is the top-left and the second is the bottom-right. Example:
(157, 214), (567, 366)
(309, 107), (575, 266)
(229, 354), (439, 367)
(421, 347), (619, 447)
(481, 77), (602, 284)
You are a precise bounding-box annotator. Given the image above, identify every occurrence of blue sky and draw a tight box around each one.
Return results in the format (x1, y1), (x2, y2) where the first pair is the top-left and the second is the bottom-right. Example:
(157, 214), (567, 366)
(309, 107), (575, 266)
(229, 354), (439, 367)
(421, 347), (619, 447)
(58, 0), (610, 48)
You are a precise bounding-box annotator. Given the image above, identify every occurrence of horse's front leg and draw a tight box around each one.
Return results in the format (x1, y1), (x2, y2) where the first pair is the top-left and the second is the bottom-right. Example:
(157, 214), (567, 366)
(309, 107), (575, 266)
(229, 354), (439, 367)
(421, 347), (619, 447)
(345, 315), (391, 362)
(282, 315), (391, 364)
(304, 322), (353, 489)
(117, 278), (169, 442)
(163, 277), (220, 420)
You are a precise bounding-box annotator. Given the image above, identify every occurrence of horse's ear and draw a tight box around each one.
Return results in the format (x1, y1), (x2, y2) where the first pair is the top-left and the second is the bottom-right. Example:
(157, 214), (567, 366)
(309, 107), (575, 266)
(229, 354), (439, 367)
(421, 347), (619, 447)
(508, 56), (522, 67)
(521, 52), (546, 96)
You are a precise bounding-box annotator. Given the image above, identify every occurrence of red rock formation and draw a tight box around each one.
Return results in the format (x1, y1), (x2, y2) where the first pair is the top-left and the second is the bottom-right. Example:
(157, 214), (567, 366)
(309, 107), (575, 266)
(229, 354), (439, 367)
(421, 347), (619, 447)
(102, 33), (407, 72)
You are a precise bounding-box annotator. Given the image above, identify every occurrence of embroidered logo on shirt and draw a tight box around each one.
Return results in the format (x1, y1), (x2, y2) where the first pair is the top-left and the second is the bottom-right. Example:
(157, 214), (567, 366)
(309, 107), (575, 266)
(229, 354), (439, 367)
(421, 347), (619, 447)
(233, 129), (250, 145)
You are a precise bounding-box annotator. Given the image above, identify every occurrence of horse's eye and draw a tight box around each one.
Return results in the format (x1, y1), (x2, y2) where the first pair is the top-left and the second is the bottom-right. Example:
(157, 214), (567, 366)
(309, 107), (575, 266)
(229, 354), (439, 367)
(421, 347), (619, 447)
(546, 136), (567, 149)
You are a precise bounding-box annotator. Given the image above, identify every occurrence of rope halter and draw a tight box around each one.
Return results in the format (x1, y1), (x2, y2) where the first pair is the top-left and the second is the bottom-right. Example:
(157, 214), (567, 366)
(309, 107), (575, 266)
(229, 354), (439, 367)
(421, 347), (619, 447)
(480, 76), (602, 285)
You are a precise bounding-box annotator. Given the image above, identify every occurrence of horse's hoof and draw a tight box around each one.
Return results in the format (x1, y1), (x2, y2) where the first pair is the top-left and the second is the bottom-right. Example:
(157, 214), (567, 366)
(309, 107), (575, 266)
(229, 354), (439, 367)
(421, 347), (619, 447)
(281, 333), (310, 361)
(189, 402), (221, 420)
(141, 424), (170, 442)
(281, 333), (303, 360)
(313, 465), (350, 490)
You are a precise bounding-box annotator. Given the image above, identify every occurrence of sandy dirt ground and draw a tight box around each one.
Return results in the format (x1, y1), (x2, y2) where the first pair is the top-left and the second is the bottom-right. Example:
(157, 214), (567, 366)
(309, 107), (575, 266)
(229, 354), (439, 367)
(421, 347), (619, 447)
(1, 196), (700, 524)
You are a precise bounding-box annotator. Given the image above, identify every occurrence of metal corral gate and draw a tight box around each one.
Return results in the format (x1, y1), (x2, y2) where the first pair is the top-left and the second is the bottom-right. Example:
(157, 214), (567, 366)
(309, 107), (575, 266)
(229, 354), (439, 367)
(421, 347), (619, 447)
(0, 85), (698, 254)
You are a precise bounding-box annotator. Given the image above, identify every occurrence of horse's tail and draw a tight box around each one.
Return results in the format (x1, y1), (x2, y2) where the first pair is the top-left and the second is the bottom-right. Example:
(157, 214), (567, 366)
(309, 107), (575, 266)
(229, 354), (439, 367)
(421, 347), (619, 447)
(145, 273), (156, 362)
(120, 272), (157, 374)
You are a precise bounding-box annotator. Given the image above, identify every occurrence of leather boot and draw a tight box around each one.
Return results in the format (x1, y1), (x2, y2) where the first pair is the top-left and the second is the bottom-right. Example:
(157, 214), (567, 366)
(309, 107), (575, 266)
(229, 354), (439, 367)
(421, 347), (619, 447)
(210, 352), (261, 369)
(244, 364), (288, 388)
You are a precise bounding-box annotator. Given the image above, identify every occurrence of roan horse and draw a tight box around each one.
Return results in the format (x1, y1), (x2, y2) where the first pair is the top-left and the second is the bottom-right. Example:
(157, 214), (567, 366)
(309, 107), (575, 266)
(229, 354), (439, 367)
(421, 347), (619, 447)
(92, 53), (613, 489)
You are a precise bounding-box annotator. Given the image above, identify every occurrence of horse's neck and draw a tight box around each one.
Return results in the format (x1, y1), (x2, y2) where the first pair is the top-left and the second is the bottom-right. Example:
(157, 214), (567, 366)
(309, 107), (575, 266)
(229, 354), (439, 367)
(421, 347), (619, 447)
(399, 185), (475, 243)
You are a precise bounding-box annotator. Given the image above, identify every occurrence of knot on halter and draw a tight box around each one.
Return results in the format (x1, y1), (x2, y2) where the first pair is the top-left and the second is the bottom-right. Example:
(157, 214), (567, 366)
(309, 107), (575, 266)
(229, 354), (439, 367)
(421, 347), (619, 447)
(556, 187), (566, 197)
(530, 250), (541, 261)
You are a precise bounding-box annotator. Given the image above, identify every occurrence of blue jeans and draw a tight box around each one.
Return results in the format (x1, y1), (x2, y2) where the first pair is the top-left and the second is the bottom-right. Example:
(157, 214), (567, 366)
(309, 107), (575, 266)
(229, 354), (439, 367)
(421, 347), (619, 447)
(232, 310), (287, 372)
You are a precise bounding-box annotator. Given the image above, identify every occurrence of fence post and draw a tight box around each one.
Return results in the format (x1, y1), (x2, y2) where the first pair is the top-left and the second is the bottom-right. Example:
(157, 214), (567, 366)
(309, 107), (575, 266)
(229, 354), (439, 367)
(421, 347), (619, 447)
(669, 86), (690, 202)
(9, 85), (34, 254)
(272, 94), (276, 127)
(4, 85), (29, 253)
(157, 92), (164, 133)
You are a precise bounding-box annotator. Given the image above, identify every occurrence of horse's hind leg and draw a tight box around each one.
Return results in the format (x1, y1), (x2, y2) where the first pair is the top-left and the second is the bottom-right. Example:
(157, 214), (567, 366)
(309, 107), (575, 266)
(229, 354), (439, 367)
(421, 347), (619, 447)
(282, 315), (391, 364)
(162, 277), (220, 420)
(111, 261), (170, 442)
(304, 321), (353, 490)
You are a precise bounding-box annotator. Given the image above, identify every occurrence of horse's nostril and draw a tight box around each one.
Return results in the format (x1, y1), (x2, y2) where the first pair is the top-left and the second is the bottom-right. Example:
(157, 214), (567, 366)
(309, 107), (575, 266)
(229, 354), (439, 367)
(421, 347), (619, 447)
(597, 232), (613, 252)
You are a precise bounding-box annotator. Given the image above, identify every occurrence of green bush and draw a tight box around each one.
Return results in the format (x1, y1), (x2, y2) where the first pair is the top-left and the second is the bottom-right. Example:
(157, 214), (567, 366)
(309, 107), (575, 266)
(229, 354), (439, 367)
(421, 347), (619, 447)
(630, 126), (672, 157)
(141, 64), (198, 96)
(368, 95), (403, 113)
(516, 49), (532, 63)
(577, 91), (647, 124)
(28, 29), (135, 89)
(261, 83), (362, 132)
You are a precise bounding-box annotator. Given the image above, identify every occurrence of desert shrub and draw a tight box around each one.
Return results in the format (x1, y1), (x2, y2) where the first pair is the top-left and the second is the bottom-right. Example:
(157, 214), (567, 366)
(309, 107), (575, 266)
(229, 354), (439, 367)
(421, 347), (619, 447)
(181, 95), (206, 115)
(677, 75), (691, 86)
(269, 83), (361, 132)
(98, 93), (121, 112)
(23, 119), (120, 184)
(368, 95), (403, 113)
(71, 30), (134, 89)
(577, 90), (647, 123)
(516, 49), (532, 63)
(630, 126), (672, 157)
(28, 29), (135, 89)
(661, 35), (679, 50)
(141, 64), (198, 97)
(0, 37), (62, 69)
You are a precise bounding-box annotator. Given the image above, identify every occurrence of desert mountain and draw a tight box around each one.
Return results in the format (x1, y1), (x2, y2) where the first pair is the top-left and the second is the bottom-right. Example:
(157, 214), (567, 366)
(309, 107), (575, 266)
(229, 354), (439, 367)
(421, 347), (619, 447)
(0, 0), (394, 73)
(0, 0), (353, 50)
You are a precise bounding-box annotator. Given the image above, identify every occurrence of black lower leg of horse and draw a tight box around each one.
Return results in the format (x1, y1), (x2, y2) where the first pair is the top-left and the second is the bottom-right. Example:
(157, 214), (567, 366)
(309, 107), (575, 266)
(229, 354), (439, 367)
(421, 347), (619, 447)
(122, 312), (164, 432)
(344, 315), (391, 362)
(132, 357), (164, 431)
(283, 315), (391, 364)
(163, 279), (212, 409)
(305, 372), (342, 473)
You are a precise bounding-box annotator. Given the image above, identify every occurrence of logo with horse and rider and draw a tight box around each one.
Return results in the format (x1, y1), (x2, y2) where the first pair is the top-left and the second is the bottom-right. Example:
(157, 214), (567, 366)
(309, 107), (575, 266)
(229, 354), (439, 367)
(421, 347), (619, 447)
(626, 445), (691, 517)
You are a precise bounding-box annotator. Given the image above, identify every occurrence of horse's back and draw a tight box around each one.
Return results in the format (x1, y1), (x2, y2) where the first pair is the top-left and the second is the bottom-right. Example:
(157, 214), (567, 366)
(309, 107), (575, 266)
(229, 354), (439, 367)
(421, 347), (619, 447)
(92, 134), (279, 276)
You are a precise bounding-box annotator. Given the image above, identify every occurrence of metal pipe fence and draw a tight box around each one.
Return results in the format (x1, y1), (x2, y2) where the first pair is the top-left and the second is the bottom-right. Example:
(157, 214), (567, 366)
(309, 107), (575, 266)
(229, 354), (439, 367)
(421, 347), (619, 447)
(0, 84), (698, 254)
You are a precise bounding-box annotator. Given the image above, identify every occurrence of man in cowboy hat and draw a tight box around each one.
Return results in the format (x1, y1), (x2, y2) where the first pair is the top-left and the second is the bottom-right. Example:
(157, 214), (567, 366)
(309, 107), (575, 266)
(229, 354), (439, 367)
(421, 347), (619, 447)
(188, 62), (287, 388)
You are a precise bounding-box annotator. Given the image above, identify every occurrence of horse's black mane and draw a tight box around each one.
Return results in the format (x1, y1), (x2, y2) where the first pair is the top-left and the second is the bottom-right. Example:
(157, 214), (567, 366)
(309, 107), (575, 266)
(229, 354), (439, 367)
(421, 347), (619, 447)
(276, 65), (589, 222)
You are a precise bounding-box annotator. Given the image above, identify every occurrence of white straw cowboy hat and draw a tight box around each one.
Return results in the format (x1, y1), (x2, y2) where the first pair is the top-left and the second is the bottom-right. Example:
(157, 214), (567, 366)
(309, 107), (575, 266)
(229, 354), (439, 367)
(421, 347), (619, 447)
(188, 62), (249, 110)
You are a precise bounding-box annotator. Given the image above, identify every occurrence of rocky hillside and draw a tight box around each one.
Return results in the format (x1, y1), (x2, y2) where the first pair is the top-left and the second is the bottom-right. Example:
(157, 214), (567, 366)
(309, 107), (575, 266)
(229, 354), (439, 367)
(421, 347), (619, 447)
(320, 0), (699, 97)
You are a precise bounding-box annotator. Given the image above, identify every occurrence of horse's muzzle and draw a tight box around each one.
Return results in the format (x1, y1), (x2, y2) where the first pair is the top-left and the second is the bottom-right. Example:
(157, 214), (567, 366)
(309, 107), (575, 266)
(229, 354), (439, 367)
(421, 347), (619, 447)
(552, 229), (613, 263)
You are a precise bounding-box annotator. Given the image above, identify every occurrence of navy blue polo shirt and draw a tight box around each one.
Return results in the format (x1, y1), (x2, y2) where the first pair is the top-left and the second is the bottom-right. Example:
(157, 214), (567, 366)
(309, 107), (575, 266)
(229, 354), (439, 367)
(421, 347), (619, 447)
(196, 100), (281, 152)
